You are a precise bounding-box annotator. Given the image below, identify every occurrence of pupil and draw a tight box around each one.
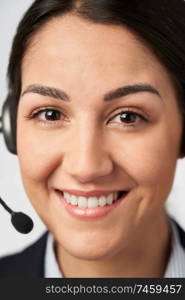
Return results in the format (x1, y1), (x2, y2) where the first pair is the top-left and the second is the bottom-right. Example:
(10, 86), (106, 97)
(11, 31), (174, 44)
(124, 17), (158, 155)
(120, 112), (136, 123)
(46, 110), (60, 121)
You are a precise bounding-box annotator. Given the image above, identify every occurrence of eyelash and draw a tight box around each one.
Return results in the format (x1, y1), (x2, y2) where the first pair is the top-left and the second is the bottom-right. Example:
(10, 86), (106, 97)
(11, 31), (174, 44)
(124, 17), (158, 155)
(26, 107), (148, 129)
(108, 109), (147, 128)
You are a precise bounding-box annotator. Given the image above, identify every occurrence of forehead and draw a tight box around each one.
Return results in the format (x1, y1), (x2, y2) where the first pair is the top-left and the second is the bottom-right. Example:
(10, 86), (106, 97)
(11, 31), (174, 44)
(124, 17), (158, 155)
(21, 14), (176, 100)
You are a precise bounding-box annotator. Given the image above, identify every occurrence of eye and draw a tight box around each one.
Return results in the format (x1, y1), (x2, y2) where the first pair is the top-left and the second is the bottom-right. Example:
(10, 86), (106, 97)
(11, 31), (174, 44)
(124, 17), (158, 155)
(108, 110), (147, 128)
(27, 107), (68, 124)
(36, 109), (62, 121)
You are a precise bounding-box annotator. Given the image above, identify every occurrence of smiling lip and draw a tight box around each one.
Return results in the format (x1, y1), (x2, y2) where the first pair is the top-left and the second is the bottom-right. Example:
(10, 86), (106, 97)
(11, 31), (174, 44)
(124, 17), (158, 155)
(55, 190), (130, 220)
(60, 189), (122, 197)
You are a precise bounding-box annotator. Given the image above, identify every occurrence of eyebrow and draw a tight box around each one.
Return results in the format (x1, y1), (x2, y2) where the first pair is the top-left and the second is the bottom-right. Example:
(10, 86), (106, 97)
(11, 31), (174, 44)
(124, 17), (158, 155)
(21, 83), (161, 102)
(21, 84), (69, 101)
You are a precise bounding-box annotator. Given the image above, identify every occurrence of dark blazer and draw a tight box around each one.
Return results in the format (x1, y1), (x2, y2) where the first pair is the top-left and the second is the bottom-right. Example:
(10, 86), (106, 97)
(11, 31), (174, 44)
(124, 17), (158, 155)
(0, 219), (185, 277)
(0, 231), (48, 277)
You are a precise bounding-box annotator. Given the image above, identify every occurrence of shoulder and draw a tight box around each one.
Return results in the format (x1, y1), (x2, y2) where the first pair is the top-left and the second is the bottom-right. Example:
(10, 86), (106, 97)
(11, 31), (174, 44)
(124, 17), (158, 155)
(0, 231), (48, 277)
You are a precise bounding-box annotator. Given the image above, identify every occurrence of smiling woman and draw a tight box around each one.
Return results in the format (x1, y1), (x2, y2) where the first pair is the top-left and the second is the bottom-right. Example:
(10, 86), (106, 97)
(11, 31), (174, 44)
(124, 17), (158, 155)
(0, 0), (185, 278)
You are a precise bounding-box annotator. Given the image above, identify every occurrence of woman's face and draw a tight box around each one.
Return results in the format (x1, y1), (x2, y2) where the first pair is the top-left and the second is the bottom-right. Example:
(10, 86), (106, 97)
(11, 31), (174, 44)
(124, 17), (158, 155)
(17, 15), (183, 260)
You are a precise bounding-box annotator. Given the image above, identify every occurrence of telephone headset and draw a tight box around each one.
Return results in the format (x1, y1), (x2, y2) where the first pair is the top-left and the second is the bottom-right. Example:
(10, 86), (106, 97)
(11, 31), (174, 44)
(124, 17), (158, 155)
(0, 97), (34, 234)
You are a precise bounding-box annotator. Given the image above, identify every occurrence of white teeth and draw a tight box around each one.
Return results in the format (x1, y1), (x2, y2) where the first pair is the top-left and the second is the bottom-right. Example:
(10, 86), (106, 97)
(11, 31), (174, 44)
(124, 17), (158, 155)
(70, 195), (78, 205)
(64, 192), (70, 203)
(62, 192), (120, 208)
(113, 192), (117, 201)
(107, 193), (114, 205)
(78, 196), (88, 208)
(99, 196), (107, 206)
(88, 197), (99, 208)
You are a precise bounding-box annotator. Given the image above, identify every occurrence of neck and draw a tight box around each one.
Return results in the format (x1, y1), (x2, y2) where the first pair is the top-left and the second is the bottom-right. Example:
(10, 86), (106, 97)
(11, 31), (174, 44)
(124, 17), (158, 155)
(55, 212), (172, 278)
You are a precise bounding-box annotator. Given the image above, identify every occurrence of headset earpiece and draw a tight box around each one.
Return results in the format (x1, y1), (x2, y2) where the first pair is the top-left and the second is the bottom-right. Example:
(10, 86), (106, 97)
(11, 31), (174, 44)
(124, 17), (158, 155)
(0, 99), (34, 234)
(0, 97), (17, 155)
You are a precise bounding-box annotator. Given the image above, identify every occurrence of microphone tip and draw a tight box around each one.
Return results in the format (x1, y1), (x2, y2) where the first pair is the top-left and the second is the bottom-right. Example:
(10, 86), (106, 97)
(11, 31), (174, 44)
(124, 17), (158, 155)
(11, 212), (34, 234)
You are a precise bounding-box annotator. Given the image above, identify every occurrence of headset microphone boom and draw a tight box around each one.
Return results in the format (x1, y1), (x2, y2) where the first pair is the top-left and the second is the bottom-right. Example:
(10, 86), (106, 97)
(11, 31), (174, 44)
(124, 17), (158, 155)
(0, 101), (34, 234)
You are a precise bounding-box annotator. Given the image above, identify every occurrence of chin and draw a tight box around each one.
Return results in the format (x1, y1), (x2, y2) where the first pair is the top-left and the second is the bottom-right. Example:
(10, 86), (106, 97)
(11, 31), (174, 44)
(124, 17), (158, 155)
(65, 244), (115, 261)
(57, 231), (125, 261)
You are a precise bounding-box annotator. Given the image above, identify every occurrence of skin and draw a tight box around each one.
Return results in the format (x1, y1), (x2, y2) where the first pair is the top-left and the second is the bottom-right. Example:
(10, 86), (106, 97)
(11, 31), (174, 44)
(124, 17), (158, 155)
(16, 15), (183, 277)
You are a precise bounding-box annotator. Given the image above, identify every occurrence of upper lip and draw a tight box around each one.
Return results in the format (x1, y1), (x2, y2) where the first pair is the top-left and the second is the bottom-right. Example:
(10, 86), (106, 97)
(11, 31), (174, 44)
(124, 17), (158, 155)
(55, 189), (129, 197)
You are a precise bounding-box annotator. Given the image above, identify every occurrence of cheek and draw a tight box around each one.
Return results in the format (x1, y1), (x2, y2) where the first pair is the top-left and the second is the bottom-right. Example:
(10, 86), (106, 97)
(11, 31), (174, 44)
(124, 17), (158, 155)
(113, 124), (181, 189)
(17, 126), (59, 182)
(17, 128), (59, 223)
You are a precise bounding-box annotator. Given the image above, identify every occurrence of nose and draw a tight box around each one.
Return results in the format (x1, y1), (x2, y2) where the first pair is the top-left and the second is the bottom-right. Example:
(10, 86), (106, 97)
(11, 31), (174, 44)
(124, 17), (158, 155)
(61, 129), (114, 183)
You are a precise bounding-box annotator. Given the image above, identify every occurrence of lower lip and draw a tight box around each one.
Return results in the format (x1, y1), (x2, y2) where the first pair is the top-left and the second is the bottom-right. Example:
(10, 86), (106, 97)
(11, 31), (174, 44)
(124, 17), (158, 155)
(56, 191), (129, 220)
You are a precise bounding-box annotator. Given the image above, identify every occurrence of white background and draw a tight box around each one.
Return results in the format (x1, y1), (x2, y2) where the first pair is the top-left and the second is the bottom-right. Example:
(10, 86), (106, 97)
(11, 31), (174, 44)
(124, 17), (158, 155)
(0, 0), (185, 257)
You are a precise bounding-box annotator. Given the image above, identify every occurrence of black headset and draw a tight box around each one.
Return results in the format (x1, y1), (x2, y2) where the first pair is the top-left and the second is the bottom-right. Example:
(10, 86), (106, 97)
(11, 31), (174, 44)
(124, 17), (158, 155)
(0, 97), (17, 155)
(0, 97), (33, 234)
